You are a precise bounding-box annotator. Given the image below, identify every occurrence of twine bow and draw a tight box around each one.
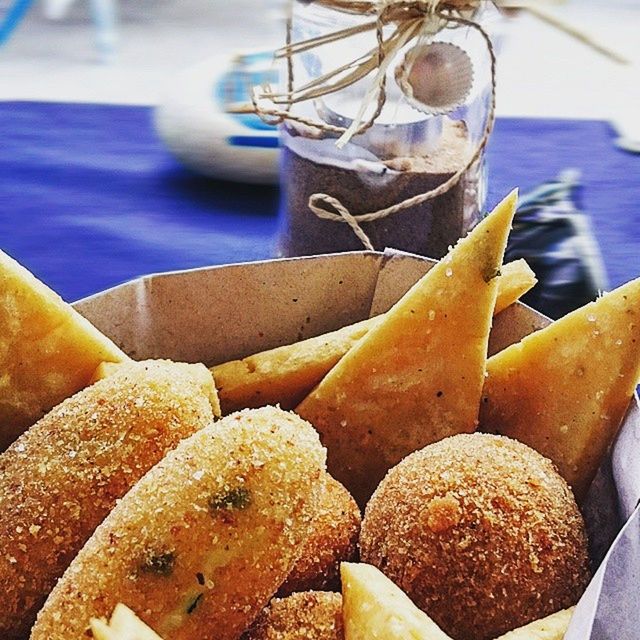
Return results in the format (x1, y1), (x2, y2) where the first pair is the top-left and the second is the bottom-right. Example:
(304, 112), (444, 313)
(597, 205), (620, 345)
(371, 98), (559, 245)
(252, 0), (495, 250)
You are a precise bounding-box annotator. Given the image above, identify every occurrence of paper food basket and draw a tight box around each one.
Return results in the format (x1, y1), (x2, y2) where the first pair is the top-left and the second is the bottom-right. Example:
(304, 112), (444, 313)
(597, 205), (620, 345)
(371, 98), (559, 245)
(73, 250), (640, 640)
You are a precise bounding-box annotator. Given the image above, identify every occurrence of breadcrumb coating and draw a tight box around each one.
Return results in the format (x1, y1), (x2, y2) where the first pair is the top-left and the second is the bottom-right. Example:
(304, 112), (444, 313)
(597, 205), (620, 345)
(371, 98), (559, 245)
(244, 591), (344, 640)
(360, 433), (591, 640)
(31, 406), (326, 640)
(279, 475), (360, 596)
(0, 359), (215, 639)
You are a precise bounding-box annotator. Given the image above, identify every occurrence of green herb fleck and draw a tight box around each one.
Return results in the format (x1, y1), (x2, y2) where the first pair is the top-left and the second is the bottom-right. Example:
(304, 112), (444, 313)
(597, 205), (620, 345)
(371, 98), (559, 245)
(186, 593), (204, 614)
(209, 486), (251, 513)
(483, 267), (501, 283)
(140, 551), (175, 577)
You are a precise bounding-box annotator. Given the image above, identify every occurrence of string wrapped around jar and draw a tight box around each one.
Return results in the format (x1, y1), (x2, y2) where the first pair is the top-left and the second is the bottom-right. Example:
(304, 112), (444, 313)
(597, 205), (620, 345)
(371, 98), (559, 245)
(258, 0), (500, 256)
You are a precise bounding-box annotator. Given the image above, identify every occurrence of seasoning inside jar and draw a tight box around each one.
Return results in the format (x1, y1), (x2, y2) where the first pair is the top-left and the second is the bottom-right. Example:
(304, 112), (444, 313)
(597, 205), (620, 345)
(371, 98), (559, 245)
(280, 117), (484, 257)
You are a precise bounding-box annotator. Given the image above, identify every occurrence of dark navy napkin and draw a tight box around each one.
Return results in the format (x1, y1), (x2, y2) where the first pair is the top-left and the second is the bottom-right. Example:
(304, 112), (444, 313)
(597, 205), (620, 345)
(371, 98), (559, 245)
(506, 170), (609, 319)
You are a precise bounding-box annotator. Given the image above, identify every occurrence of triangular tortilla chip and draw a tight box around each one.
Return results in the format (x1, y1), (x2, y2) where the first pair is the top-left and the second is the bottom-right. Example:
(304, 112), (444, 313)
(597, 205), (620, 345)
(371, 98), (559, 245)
(494, 259), (537, 315)
(341, 562), (453, 640)
(494, 607), (574, 640)
(480, 277), (640, 501)
(0, 250), (128, 448)
(296, 191), (518, 506)
(210, 259), (536, 415)
(91, 604), (165, 640)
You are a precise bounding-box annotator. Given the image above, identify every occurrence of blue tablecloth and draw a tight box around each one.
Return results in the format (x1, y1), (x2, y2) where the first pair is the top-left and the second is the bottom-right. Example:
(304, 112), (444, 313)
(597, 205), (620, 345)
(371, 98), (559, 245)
(0, 101), (638, 301)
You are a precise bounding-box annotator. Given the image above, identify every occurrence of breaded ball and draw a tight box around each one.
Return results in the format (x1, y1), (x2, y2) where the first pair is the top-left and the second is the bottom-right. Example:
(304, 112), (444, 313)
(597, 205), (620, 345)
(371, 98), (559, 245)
(31, 407), (327, 640)
(0, 359), (216, 640)
(244, 591), (344, 640)
(360, 433), (591, 640)
(278, 474), (360, 596)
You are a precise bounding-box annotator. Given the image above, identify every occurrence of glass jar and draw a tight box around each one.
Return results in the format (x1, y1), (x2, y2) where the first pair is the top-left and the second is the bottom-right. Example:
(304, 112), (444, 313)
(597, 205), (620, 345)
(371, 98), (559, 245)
(277, 1), (499, 258)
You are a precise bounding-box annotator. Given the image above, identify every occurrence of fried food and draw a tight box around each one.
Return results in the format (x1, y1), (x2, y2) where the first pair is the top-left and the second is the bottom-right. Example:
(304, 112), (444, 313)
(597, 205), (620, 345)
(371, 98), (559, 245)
(91, 361), (220, 417)
(91, 603), (164, 640)
(341, 562), (452, 640)
(212, 259), (536, 415)
(31, 407), (327, 640)
(481, 277), (640, 501)
(297, 191), (518, 507)
(360, 433), (591, 640)
(0, 248), (128, 449)
(493, 259), (537, 314)
(214, 319), (372, 414)
(0, 359), (216, 639)
(279, 474), (360, 596)
(494, 607), (575, 640)
(244, 591), (344, 640)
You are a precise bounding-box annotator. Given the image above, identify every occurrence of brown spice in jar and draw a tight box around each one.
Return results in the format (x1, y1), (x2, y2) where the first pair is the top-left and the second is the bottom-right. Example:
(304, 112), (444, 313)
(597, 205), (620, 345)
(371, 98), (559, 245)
(279, 119), (483, 259)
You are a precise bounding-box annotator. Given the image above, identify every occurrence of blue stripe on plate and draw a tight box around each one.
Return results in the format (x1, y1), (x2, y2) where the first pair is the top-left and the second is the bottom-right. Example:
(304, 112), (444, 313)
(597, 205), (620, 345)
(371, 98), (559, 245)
(228, 135), (279, 148)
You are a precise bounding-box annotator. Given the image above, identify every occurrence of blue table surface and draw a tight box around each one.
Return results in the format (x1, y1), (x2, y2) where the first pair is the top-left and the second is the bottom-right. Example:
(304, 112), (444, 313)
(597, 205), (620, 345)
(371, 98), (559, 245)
(0, 101), (638, 302)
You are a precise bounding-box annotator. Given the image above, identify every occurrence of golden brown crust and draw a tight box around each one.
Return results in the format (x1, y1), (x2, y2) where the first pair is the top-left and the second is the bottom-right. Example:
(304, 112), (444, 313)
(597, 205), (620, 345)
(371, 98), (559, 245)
(360, 433), (591, 640)
(30, 407), (326, 640)
(0, 359), (215, 639)
(244, 591), (344, 640)
(279, 475), (360, 596)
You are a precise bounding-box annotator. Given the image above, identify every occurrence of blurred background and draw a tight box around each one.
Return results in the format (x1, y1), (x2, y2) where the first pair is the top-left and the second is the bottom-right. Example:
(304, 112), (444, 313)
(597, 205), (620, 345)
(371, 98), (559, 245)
(2, 0), (637, 118)
(0, 0), (639, 310)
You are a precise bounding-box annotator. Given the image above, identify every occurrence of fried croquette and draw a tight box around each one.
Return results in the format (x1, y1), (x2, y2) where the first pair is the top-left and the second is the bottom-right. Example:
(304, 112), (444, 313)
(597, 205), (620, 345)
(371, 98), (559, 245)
(360, 433), (591, 640)
(244, 591), (344, 640)
(31, 407), (327, 640)
(0, 359), (217, 640)
(279, 475), (360, 596)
